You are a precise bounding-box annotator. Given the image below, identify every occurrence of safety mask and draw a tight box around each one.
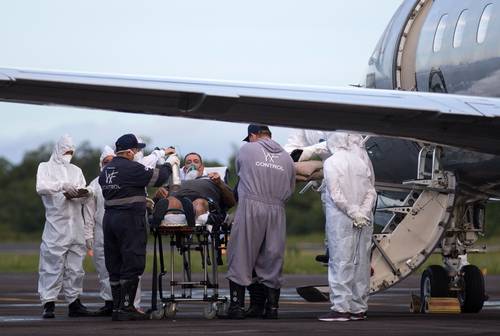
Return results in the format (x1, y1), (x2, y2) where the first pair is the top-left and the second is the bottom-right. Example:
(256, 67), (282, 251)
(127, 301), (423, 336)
(184, 169), (199, 181)
(62, 154), (72, 164)
(183, 164), (199, 180)
(133, 150), (144, 162)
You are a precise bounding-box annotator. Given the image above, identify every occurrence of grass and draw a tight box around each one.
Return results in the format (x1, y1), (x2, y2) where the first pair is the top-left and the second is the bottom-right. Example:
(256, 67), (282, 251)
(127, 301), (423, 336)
(1, 234), (499, 275)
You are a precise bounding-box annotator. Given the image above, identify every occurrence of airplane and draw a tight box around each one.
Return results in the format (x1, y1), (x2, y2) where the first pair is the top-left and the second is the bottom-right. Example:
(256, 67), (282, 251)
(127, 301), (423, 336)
(1, 0), (500, 314)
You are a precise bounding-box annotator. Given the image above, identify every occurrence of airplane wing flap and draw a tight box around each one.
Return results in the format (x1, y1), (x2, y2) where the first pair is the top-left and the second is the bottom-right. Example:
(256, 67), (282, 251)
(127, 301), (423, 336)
(1, 68), (500, 154)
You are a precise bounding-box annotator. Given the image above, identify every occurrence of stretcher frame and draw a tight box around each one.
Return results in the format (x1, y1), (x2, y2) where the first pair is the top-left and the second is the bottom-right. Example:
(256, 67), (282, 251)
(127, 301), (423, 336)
(149, 210), (229, 320)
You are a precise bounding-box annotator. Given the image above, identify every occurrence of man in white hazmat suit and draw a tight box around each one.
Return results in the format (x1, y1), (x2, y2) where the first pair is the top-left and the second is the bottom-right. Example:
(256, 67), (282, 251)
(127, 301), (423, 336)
(83, 145), (115, 316)
(84, 143), (175, 314)
(283, 129), (332, 263)
(36, 134), (94, 319)
(319, 132), (377, 322)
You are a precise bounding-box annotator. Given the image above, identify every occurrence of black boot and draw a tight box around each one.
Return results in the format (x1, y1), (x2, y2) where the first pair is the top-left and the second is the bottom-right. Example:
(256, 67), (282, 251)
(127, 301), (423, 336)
(42, 301), (55, 319)
(246, 283), (266, 318)
(226, 280), (246, 319)
(111, 283), (121, 321)
(68, 298), (95, 317)
(263, 287), (280, 319)
(116, 278), (149, 321)
(95, 300), (113, 317)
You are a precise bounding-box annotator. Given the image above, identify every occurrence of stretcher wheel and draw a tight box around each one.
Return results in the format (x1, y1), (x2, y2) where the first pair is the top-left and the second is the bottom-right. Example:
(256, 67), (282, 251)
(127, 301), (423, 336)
(165, 303), (177, 319)
(216, 301), (229, 315)
(150, 308), (165, 320)
(203, 303), (218, 320)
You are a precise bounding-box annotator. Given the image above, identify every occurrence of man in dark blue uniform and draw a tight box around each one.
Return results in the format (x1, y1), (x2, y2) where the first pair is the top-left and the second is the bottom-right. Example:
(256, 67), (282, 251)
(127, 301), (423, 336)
(99, 134), (178, 321)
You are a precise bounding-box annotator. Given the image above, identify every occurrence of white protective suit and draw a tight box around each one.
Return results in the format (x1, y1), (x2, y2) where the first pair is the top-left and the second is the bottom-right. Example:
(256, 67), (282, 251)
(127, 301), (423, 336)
(323, 132), (377, 314)
(283, 129), (332, 250)
(36, 135), (90, 305)
(283, 129), (331, 162)
(83, 146), (115, 303)
(83, 146), (165, 309)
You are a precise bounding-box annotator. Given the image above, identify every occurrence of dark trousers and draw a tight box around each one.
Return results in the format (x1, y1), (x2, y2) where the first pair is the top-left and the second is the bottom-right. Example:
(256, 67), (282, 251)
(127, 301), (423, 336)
(103, 210), (147, 282)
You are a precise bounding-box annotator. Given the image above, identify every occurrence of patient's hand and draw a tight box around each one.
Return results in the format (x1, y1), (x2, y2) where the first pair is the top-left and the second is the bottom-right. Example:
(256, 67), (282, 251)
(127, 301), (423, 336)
(164, 147), (176, 155)
(155, 187), (169, 199)
(208, 172), (222, 186)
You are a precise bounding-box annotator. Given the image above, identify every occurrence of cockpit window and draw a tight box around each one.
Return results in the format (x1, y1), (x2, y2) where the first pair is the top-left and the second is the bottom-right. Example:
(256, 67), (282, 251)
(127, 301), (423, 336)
(477, 4), (493, 44)
(433, 14), (448, 53)
(453, 10), (468, 48)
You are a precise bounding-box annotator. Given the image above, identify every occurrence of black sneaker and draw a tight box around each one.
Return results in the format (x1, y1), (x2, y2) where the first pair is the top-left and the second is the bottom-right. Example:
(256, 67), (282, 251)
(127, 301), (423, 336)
(318, 311), (350, 322)
(350, 312), (367, 321)
(43, 302), (55, 319)
(68, 298), (95, 317)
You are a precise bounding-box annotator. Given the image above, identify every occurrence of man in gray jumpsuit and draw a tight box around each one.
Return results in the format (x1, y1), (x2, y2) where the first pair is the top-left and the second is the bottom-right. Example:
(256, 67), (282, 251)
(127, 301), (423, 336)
(226, 125), (295, 319)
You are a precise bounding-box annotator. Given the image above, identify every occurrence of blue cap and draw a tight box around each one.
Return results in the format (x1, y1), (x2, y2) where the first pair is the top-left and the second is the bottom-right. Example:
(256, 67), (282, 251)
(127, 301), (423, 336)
(243, 124), (271, 142)
(115, 134), (146, 152)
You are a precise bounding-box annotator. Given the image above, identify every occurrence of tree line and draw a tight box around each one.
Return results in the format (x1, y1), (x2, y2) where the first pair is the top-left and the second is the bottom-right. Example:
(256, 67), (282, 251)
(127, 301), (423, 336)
(0, 142), (326, 240)
(1, 142), (499, 240)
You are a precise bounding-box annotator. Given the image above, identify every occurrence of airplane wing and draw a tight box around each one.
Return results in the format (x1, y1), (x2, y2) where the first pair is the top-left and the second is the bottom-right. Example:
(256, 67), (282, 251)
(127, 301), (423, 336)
(1, 68), (500, 155)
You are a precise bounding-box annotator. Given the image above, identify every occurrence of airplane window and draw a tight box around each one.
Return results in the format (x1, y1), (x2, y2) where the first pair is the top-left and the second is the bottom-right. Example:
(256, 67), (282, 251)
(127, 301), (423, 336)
(477, 4), (493, 44)
(453, 10), (468, 48)
(433, 14), (448, 53)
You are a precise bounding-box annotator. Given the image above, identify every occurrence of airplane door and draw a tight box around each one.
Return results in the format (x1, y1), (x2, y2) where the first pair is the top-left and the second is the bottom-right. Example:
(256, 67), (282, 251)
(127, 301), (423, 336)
(396, 0), (433, 91)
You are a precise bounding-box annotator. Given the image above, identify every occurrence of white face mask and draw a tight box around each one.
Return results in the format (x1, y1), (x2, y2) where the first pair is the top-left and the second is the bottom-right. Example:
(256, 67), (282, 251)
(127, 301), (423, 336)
(62, 154), (72, 164)
(133, 151), (144, 162)
(184, 169), (199, 181)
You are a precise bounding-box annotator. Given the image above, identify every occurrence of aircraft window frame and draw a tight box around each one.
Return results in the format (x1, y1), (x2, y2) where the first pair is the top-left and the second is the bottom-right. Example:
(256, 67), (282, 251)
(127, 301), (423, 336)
(477, 3), (493, 44)
(433, 14), (449, 53)
(453, 9), (469, 48)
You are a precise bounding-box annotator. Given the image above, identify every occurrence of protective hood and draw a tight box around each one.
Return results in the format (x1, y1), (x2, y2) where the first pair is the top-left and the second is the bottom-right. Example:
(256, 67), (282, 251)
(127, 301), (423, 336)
(49, 134), (75, 165)
(257, 138), (283, 154)
(326, 132), (364, 153)
(99, 145), (115, 169)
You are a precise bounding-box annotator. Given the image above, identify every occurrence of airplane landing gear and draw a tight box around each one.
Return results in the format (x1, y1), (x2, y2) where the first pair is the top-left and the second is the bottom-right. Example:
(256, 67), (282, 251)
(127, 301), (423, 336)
(458, 265), (486, 313)
(420, 264), (486, 313)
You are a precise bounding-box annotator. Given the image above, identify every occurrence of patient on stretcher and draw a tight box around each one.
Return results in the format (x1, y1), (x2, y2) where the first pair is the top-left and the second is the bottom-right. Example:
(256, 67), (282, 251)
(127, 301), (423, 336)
(153, 153), (236, 227)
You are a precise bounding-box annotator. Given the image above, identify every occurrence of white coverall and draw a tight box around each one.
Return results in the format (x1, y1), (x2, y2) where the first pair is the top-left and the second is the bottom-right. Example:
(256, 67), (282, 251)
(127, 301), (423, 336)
(83, 146), (115, 303)
(283, 129), (332, 249)
(36, 135), (90, 305)
(323, 132), (377, 314)
(283, 130), (331, 162)
(84, 146), (166, 309)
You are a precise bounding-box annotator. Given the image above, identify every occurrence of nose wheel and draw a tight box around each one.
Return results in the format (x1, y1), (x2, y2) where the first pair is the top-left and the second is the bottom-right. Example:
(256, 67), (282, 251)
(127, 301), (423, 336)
(420, 264), (486, 313)
(458, 265), (486, 313)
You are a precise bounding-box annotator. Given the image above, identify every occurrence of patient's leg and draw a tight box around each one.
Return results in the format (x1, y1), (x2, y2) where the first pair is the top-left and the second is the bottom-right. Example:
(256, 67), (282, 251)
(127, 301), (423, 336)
(192, 198), (209, 217)
(167, 196), (183, 210)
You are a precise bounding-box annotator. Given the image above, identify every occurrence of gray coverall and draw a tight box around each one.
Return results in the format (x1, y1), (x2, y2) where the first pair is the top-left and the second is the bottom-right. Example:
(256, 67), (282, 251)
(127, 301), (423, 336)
(227, 138), (295, 289)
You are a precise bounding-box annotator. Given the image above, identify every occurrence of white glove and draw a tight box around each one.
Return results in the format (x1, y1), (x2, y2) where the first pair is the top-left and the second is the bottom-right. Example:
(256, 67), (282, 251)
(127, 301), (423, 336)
(353, 215), (371, 228)
(85, 238), (94, 251)
(299, 142), (328, 162)
(298, 147), (315, 162)
(166, 154), (180, 167)
(62, 182), (79, 197)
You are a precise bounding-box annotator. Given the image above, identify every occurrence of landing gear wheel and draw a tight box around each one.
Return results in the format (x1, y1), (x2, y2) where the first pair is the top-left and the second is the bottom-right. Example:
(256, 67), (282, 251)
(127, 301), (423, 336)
(203, 302), (218, 320)
(459, 265), (485, 313)
(420, 265), (450, 313)
(165, 303), (177, 319)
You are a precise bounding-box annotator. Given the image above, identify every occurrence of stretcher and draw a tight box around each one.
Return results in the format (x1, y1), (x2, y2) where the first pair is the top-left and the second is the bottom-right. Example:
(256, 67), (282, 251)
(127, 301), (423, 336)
(148, 204), (230, 320)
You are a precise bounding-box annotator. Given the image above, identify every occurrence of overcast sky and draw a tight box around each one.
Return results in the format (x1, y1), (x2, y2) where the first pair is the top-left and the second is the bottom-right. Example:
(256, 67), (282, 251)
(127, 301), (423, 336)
(0, 0), (403, 165)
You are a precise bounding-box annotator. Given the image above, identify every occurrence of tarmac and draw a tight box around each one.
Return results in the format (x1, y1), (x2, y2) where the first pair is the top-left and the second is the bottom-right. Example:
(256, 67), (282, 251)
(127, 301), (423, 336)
(1, 272), (500, 336)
